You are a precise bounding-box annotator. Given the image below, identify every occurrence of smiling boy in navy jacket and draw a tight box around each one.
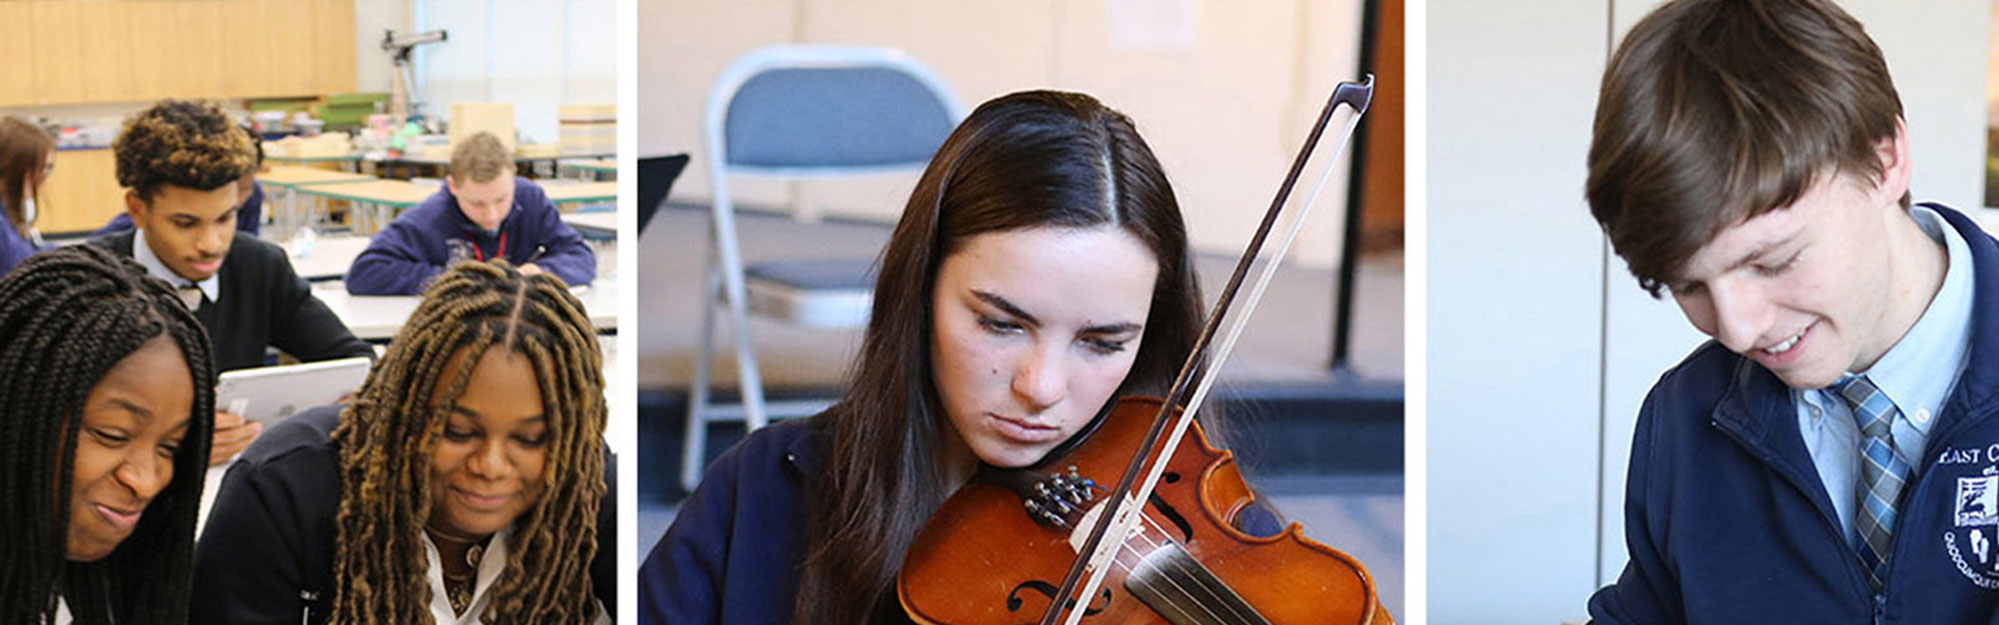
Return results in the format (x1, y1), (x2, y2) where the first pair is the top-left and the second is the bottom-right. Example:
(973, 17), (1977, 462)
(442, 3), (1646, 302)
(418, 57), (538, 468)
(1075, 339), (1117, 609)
(1585, 1), (1999, 623)
(345, 131), (594, 294)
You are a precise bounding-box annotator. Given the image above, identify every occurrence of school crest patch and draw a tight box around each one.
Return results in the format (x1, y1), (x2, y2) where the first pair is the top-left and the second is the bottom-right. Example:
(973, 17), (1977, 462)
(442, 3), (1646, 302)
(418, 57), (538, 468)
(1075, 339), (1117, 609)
(1944, 463), (1999, 588)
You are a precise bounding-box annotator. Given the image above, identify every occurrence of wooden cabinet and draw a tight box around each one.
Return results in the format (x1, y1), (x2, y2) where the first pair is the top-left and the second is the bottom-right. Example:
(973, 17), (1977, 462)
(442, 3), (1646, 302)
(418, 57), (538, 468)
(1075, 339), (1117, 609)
(0, 0), (358, 107)
(39, 148), (124, 236)
(311, 0), (356, 95)
(0, 3), (37, 106)
(27, 2), (87, 105)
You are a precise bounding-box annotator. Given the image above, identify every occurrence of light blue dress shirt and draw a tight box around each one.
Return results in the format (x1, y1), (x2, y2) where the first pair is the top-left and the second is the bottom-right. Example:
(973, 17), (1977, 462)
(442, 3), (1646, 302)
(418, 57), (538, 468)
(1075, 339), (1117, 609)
(132, 228), (220, 303)
(1797, 204), (1975, 546)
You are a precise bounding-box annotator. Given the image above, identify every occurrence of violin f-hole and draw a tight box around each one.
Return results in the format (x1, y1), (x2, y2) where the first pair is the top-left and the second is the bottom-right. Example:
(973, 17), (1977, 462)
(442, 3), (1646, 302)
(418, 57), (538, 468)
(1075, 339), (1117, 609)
(1006, 581), (1112, 617)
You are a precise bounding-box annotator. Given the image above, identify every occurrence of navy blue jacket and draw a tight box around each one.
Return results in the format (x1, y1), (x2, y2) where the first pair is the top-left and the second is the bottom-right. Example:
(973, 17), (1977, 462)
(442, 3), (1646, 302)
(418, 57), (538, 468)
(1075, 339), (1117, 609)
(95, 181), (264, 237)
(1590, 204), (1999, 624)
(0, 220), (42, 276)
(641, 416), (1287, 625)
(345, 178), (594, 295)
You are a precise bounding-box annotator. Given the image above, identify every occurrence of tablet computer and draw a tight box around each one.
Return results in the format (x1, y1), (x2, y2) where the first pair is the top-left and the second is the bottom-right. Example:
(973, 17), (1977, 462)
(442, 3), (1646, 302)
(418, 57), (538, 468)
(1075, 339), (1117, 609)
(216, 357), (372, 425)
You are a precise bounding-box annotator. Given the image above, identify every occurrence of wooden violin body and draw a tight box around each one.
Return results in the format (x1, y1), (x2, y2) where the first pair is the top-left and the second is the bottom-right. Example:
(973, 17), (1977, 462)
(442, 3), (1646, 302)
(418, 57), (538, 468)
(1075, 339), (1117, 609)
(898, 396), (1391, 625)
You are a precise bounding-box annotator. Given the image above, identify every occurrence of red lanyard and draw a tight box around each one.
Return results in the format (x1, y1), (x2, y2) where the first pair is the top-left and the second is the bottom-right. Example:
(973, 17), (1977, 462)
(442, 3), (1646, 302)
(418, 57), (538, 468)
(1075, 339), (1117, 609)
(473, 231), (506, 262)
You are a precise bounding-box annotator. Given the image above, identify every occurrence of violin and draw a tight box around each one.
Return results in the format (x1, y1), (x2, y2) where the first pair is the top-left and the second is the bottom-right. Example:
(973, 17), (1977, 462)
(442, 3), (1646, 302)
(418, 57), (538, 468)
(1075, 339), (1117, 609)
(898, 77), (1385, 625)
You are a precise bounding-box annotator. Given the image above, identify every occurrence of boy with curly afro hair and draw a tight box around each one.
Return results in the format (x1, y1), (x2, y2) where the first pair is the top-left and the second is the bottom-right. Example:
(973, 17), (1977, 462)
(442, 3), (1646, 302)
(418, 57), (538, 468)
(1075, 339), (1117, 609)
(90, 99), (373, 467)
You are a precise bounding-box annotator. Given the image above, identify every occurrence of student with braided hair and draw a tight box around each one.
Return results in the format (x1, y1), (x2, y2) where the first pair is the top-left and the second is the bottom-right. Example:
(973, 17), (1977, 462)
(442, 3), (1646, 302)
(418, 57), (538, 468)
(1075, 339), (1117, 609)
(0, 245), (216, 625)
(90, 99), (373, 468)
(192, 260), (614, 624)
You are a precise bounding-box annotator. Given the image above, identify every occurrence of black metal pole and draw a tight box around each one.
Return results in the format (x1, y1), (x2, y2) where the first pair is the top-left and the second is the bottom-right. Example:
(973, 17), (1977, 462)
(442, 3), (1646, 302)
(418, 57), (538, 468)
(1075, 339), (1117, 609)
(1333, 0), (1384, 374)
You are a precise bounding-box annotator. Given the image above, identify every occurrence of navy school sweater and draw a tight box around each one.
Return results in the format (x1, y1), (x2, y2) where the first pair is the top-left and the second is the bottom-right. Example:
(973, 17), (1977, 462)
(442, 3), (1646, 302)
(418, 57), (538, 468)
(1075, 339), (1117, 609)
(344, 177), (595, 295)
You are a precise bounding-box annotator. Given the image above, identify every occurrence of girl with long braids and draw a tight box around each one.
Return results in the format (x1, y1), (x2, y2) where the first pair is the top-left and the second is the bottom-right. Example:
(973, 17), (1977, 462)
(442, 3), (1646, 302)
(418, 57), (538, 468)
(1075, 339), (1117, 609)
(0, 116), (56, 274)
(642, 90), (1287, 624)
(0, 245), (217, 624)
(191, 261), (614, 624)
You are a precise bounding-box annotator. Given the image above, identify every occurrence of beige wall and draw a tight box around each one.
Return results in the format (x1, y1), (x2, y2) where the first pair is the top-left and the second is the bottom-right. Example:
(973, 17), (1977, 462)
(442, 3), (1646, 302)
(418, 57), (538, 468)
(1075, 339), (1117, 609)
(640, 0), (1370, 267)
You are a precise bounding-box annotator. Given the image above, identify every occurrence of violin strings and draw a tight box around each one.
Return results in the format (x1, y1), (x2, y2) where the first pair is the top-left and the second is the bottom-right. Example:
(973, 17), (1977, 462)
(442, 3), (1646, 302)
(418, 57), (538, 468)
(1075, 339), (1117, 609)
(1079, 515), (1240, 625)
(1093, 522), (1239, 625)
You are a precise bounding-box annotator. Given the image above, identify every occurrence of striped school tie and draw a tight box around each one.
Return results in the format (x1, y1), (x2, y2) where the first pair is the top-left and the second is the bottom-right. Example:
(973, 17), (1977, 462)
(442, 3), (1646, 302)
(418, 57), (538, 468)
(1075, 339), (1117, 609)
(176, 285), (203, 311)
(1834, 375), (1911, 590)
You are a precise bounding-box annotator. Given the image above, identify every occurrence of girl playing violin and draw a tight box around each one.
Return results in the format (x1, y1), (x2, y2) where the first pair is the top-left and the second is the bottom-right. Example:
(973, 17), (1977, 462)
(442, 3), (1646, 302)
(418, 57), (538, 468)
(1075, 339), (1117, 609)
(643, 90), (1285, 624)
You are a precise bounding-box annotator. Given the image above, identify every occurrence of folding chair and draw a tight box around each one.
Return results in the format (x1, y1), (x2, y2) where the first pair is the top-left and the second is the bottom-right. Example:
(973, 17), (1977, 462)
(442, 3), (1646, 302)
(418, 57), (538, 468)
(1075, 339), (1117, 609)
(684, 45), (962, 489)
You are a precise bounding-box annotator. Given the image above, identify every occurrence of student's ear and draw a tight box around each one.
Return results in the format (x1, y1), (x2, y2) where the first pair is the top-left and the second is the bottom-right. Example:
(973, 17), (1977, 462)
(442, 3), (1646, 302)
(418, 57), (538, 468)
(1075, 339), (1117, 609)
(1872, 117), (1913, 207)
(123, 190), (148, 223)
(444, 175), (458, 196)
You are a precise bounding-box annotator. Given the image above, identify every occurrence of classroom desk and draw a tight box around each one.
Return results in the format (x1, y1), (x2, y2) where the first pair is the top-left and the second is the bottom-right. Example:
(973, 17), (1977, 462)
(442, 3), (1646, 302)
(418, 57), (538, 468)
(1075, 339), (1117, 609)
(373, 151), (617, 180)
(562, 210), (617, 238)
(542, 181), (618, 207)
(259, 165), (376, 188)
(258, 166), (377, 240)
(266, 154), (364, 172)
(560, 158), (618, 181)
(294, 178), (439, 234)
(313, 280), (618, 341)
(286, 234), (372, 281)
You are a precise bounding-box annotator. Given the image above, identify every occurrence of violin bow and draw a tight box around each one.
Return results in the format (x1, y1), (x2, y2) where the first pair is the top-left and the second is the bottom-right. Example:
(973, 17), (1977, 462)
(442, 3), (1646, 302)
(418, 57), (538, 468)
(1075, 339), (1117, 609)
(1041, 76), (1375, 625)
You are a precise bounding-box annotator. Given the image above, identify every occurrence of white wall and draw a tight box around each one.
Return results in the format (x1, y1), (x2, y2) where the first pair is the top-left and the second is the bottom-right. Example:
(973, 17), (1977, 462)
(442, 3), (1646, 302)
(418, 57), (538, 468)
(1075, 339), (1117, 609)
(1428, 0), (1609, 621)
(638, 0), (1370, 267)
(1431, 1), (1993, 622)
(414, 0), (616, 144)
(352, 0), (409, 94)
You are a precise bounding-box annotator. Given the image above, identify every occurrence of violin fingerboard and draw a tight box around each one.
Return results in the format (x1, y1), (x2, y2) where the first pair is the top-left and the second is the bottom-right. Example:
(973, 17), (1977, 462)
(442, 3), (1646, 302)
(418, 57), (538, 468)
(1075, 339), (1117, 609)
(1126, 542), (1274, 625)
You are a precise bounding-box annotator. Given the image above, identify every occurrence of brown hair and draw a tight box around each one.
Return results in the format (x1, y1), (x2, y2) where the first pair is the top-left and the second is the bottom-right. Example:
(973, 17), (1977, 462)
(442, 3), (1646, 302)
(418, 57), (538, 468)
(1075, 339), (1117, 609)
(0, 117), (54, 236)
(1586, 0), (1905, 296)
(450, 132), (514, 184)
(113, 100), (255, 203)
(793, 90), (1207, 624)
(328, 261), (604, 624)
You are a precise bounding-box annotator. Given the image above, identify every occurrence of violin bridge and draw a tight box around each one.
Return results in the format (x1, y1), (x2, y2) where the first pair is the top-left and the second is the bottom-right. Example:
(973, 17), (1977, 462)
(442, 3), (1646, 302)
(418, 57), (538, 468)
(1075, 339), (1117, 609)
(1127, 542), (1275, 625)
(1066, 493), (1143, 557)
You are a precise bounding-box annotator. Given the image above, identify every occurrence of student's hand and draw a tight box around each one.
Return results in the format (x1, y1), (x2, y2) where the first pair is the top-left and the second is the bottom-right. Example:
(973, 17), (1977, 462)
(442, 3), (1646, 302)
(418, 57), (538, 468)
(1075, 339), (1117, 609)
(518, 263), (546, 277)
(209, 410), (264, 466)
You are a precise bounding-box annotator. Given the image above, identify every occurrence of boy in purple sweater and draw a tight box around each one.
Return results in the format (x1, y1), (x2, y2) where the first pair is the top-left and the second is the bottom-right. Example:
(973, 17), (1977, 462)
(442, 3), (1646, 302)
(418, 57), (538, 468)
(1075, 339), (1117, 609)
(344, 132), (595, 294)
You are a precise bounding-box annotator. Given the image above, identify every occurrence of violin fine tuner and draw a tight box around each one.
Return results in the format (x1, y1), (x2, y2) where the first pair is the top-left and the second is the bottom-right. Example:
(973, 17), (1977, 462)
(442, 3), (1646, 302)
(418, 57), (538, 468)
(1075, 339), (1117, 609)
(1022, 466), (1103, 530)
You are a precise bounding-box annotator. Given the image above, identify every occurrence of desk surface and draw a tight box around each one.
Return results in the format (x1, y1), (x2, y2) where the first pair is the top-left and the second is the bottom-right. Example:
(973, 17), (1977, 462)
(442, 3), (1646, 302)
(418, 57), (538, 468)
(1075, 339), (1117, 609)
(563, 211), (617, 237)
(543, 181), (618, 204)
(374, 151), (617, 166)
(296, 178), (439, 207)
(288, 235), (372, 281)
(315, 280), (618, 341)
(259, 166), (376, 189)
(267, 154), (363, 164)
(564, 158), (617, 173)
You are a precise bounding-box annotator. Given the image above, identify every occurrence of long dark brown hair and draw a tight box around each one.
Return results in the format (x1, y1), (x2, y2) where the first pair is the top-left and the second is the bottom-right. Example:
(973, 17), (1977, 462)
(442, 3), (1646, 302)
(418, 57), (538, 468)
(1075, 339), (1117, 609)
(794, 90), (1206, 624)
(328, 261), (605, 624)
(0, 245), (216, 625)
(0, 117), (54, 237)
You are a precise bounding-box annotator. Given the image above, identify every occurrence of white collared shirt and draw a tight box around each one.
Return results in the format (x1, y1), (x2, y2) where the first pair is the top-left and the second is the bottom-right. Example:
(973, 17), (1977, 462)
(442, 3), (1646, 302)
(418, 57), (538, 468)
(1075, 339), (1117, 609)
(420, 525), (611, 625)
(132, 228), (220, 304)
